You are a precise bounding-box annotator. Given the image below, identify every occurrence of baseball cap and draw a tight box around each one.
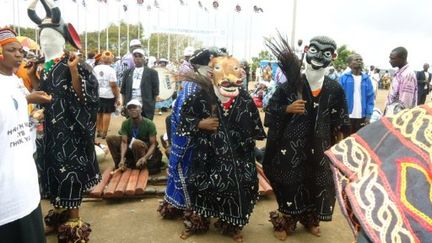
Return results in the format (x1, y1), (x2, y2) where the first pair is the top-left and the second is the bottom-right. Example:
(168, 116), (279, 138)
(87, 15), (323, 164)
(129, 39), (142, 47)
(126, 99), (142, 108)
(183, 46), (194, 57)
(158, 58), (169, 63)
(132, 48), (145, 56)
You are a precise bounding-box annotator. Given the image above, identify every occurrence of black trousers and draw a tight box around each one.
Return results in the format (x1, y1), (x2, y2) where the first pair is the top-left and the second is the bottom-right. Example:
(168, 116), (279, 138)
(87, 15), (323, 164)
(417, 83), (428, 105)
(0, 204), (46, 243)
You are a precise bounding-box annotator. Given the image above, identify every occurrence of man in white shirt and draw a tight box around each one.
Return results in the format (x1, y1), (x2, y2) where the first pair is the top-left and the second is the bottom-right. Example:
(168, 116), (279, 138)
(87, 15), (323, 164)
(120, 48), (159, 120)
(0, 27), (49, 243)
(339, 54), (375, 134)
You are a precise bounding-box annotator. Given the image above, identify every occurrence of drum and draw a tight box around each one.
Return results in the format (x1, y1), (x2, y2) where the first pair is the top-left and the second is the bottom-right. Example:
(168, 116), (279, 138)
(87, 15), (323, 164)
(154, 67), (176, 101)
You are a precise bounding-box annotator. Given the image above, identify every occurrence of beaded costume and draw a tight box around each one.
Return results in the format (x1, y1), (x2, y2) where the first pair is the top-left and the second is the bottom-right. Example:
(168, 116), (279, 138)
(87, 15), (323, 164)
(38, 55), (100, 208)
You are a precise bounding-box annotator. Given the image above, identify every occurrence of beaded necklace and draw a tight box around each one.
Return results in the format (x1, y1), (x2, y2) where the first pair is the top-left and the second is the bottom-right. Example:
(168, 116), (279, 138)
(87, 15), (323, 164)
(43, 54), (67, 75)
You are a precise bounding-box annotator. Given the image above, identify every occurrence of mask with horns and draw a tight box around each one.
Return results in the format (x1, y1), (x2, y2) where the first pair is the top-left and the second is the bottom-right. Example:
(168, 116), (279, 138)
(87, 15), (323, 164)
(27, 0), (81, 50)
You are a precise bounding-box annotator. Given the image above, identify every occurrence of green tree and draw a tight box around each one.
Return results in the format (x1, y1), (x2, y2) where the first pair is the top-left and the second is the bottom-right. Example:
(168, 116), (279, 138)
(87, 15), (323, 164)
(333, 45), (356, 70)
(11, 23), (203, 61)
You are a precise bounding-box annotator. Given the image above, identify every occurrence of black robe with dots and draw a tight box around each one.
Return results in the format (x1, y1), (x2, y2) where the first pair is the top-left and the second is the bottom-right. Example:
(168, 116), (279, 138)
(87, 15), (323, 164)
(263, 77), (350, 221)
(37, 57), (101, 208)
(177, 88), (266, 226)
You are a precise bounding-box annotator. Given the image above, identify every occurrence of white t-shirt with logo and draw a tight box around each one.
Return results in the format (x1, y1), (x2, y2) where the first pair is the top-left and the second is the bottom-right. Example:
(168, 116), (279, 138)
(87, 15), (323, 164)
(93, 64), (117, 99)
(132, 67), (144, 101)
(0, 74), (40, 226)
(350, 74), (363, 119)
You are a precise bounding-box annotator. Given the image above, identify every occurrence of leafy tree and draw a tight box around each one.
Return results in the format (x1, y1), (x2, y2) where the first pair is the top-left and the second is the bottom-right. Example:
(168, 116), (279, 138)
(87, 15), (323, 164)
(10, 23), (202, 61)
(333, 45), (356, 70)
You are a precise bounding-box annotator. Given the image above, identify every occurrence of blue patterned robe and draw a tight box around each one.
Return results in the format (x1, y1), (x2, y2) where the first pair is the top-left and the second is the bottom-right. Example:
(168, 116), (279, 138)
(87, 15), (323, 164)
(164, 81), (198, 209)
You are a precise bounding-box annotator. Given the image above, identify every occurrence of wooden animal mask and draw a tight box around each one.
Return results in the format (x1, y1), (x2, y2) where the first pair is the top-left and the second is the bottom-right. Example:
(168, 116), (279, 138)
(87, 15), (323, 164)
(209, 56), (244, 98)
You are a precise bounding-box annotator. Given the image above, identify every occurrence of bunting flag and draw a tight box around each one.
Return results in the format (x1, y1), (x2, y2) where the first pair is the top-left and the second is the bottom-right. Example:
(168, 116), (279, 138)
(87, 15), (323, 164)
(179, 0), (184, 6)
(212, 0), (219, 9)
(82, 0), (86, 7)
(235, 4), (241, 12)
(137, 0), (144, 4)
(154, 0), (159, 8)
(198, 1), (203, 8)
(253, 5), (263, 13)
(123, 4), (128, 11)
(146, 4), (152, 11)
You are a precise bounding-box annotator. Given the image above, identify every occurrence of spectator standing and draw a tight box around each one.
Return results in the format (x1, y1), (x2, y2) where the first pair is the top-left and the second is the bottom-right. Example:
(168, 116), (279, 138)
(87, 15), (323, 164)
(386, 47), (417, 109)
(339, 54), (375, 134)
(416, 63), (431, 105)
(121, 48), (159, 120)
(94, 51), (120, 139)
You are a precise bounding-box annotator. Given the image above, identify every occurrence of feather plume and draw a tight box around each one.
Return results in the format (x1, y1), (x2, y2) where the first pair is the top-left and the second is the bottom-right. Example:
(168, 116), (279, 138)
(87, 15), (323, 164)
(265, 32), (303, 95)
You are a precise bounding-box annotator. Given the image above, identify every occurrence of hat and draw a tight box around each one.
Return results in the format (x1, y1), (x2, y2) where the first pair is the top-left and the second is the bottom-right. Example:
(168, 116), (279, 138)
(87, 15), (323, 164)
(190, 47), (227, 66)
(103, 51), (113, 57)
(126, 99), (142, 108)
(183, 46), (194, 56)
(158, 58), (168, 63)
(0, 28), (18, 46)
(94, 53), (102, 62)
(132, 48), (145, 56)
(28, 0), (81, 50)
(130, 39), (142, 47)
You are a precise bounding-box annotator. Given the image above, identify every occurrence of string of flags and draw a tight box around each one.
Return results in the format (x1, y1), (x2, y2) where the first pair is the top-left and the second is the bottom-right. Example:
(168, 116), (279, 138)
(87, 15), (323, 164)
(72, 0), (263, 13)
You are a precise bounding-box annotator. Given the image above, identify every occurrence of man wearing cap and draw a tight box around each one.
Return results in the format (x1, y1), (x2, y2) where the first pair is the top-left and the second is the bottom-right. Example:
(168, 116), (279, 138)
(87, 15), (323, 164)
(0, 27), (49, 243)
(115, 39), (142, 83)
(121, 48), (159, 120)
(178, 46), (194, 80)
(106, 99), (162, 174)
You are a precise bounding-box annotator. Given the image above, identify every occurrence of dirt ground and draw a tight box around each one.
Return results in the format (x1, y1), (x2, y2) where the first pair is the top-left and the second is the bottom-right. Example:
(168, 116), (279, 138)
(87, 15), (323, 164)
(42, 88), (422, 243)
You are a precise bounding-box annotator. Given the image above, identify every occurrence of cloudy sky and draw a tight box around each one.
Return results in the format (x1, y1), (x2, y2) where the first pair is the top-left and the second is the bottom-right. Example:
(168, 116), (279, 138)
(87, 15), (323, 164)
(2, 0), (432, 70)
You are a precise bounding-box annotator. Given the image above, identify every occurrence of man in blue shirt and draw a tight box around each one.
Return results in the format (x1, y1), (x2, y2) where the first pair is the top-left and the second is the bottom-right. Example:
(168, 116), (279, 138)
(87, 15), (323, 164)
(339, 54), (375, 134)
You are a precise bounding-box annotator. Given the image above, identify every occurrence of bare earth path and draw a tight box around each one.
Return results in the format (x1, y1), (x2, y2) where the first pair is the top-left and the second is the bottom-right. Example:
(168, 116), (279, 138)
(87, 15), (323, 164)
(43, 88), (414, 243)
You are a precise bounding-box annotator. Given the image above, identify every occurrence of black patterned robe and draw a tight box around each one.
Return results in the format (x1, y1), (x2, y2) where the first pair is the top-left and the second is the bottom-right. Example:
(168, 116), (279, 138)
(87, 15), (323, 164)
(37, 57), (100, 208)
(263, 77), (350, 221)
(177, 88), (266, 226)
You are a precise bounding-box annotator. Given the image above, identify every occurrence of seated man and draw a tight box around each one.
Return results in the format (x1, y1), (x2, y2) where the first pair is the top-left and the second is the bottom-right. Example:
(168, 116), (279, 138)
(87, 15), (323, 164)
(106, 99), (162, 175)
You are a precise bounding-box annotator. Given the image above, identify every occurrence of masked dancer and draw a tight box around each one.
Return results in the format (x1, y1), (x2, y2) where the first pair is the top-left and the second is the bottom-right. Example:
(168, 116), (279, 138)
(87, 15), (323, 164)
(158, 48), (227, 219)
(177, 55), (265, 241)
(27, 0), (100, 242)
(263, 35), (350, 240)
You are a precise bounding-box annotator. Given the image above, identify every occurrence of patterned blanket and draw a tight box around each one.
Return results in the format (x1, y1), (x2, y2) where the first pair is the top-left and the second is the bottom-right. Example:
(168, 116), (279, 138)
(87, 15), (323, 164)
(325, 103), (432, 243)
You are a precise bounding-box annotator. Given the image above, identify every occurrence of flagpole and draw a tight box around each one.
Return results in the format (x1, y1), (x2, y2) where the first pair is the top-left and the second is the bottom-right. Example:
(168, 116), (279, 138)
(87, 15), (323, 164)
(138, 4), (141, 39)
(106, 26), (109, 50)
(12, 0), (16, 32)
(291, 0), (298, 48)
(157, 9), (160, 59)
(98, 3), (101, 53)
(77, 1), (80, 35)
(16, 0), (21, 36)
(118, 5), (121, 57)
(127, 4), (130, 53)
(85, 5), (88, 57)
(106, 2), (109, 52)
